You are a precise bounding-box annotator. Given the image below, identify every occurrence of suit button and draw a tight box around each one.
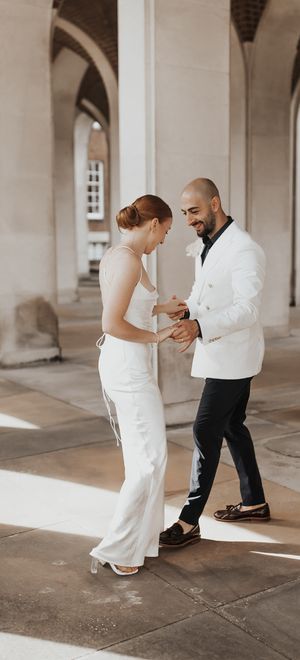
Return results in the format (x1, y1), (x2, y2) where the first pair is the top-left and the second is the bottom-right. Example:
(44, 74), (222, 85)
(206, 305), (210, 310)
(208, 283), (213, 288)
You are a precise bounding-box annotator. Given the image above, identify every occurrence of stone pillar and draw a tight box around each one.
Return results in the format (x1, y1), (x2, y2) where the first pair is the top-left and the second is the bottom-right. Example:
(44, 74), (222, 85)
(53, 48), (88, 302)
(247, 0), (300, 335)
(294, 103), (300, 306)
(74, 112), (92, 278)
(0, 0), (60, 367)
(229, 22), (246, 229)
(118, 0), (230, 423)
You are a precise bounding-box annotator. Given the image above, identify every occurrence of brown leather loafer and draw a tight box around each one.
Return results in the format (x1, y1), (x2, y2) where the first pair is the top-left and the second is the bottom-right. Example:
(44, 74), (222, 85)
(159, 522), (200, 547)
(214, 502), (271, 522)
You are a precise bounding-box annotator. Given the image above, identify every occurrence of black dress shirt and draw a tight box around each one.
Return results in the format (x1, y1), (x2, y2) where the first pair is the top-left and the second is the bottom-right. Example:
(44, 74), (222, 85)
(183, 217), (234, 335)
(201, 216), (233, 264)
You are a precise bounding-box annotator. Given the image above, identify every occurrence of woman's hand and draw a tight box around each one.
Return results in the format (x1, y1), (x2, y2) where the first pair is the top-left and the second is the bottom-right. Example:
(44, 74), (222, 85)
(161, 295), (188, 319)
(157, 323), (179, 343)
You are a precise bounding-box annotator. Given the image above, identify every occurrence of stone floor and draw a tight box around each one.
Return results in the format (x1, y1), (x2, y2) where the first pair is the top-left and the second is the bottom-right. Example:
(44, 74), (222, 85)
(0, 288), (299, 659)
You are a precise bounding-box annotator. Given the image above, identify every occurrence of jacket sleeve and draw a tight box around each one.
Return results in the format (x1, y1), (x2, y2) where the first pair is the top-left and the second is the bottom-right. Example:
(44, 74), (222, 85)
(198, 244), (266, 345)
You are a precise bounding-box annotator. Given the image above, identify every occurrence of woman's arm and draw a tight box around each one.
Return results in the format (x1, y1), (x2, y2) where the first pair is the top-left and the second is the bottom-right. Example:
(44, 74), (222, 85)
(102, 251), (175, 343)
(152, 296), (188, 317)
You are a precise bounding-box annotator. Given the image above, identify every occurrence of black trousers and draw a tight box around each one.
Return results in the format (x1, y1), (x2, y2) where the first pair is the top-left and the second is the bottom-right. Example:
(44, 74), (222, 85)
(180, 377), (265, 525)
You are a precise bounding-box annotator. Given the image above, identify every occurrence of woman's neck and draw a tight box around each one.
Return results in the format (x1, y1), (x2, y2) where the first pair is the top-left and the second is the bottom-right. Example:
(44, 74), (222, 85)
(120, 230), (147, 258)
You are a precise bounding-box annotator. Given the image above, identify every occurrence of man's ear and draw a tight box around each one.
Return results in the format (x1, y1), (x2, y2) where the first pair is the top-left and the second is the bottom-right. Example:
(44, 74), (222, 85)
(211, 196), (220, 213)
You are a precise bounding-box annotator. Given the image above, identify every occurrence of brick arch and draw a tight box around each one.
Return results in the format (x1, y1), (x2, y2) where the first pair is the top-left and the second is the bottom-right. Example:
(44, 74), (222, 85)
(231, 0), (268, 43)
(55, 0), (117, 75)
(52, 27), (109, 122)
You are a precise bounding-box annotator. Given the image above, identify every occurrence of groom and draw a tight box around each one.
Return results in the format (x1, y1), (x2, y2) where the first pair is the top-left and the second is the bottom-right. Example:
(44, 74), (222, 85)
(160, 178), (270, 548)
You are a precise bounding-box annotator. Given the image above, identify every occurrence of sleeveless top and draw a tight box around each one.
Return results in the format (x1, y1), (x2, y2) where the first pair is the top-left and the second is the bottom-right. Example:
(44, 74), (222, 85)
(97, 245), (158, 445)
(100, 245), (158, 332)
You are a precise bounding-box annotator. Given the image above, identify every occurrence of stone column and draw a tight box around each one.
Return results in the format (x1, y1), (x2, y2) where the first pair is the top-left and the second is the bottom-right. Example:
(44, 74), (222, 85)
(74, 112), (93, 278)
(0, 0), (60, 366)
(52, 49), (88, 302)
(294, 102), (300, 306)
(247, 0), (300, 335)
(118, 0), (230, 423)
(229, 22), (246, 229)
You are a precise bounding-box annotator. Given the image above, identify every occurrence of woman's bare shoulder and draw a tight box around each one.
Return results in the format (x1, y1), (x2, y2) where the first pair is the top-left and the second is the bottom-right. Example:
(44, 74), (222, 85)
(101, 246), (141, 282)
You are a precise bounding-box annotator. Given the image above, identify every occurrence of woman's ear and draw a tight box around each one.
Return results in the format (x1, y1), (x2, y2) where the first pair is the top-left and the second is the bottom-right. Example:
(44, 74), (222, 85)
(150, 217), (159, 231)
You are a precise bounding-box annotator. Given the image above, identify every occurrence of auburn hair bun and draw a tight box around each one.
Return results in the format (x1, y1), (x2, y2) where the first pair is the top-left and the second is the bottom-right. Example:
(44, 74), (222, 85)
(116, 204), (141, 229)
(116, 195), (172, 231)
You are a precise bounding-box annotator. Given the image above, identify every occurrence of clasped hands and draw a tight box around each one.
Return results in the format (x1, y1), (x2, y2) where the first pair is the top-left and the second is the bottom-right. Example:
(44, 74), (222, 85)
(159, 295), (199, 353)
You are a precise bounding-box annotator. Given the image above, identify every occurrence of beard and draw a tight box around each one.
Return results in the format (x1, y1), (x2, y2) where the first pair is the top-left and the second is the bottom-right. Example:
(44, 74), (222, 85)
(196, 209), (216, 238)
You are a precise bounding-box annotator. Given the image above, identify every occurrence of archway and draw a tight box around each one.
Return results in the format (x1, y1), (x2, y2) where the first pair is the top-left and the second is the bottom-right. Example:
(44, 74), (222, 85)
(54, 17), (119, 246)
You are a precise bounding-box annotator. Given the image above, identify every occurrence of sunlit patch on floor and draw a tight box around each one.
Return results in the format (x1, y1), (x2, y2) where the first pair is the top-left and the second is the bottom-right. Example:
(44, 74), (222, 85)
(0, 413), (39, 430)
(250, 551), (300, 561)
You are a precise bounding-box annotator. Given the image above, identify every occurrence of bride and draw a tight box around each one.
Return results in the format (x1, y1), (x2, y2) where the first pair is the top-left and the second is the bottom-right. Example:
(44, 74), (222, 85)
(90, 194), (187, 576)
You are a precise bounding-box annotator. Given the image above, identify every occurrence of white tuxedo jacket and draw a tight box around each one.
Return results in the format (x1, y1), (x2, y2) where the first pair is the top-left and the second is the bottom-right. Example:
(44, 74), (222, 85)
(185, 221), (266, 380)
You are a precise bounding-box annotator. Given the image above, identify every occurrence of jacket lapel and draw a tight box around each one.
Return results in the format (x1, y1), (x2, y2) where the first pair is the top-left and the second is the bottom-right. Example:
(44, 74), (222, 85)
(201, 222), (237, 277)
(193, 223), (238, 301)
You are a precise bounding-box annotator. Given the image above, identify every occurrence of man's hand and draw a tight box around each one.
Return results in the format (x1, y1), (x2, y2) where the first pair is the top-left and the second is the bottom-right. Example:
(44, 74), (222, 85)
(171, 319), (199, 353)
(165, 295), (188, 320)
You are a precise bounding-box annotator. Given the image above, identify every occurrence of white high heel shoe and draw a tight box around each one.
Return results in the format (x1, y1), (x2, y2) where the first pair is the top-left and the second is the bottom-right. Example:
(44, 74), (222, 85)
(90, 557), (139, 576)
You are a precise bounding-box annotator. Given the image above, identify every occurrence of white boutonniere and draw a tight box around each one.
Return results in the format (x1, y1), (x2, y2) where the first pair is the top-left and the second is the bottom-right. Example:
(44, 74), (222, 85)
(186, 238), (202, 258)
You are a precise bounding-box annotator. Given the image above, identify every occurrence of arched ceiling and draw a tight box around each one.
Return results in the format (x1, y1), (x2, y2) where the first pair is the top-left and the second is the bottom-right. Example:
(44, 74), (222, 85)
(52, 27), (93, 65)
(52, 0), (116, 123)
(54, 0), (118, 75)
(77, 64), (109, 122)
(291, 38), (300, 95)
(231, 0), (267, 42)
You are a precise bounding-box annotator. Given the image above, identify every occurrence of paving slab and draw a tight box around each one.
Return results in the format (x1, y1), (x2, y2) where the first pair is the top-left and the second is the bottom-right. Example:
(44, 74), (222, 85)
(148, 537), (300, 608)
(254, 352), (300, 389)
(255, 406), (300, 430)
(0, 467), (119, 533)
(249, 381), (300, 413)
(266, 433), (300, 457)
(0, 530), (203, 650)
(0, 440), (235, 498)
(0, 379), (28, 399)
(0, 633), (93, 660)
(222, 579), (300, 660)
(167, 416), (292, 452)
(0, 391), (93, 431)
(107, 609), (285, 660)
(0, 524), (33, 540)
(0, 364), (103, 406)
(221, 437), (300, 493)
(165, 475), (300, 547)
(0, 417), (113, 461)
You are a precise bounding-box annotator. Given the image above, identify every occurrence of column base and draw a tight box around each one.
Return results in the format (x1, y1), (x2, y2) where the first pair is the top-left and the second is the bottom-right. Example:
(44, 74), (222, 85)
(0, 346), (61, 368)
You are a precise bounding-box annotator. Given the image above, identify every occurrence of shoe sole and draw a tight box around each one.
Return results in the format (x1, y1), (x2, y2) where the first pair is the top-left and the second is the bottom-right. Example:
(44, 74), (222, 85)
(159, 536), (201, 549)
(214, 516), (271, 523)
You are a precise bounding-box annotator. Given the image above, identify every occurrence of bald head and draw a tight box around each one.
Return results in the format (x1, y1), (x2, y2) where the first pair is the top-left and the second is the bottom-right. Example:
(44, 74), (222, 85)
(182, 178), (220, 203)
(181, 177), (227, 239)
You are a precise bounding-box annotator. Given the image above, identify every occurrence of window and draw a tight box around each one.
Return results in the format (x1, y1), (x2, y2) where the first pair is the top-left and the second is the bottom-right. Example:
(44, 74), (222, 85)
(87, 160), (104, 220)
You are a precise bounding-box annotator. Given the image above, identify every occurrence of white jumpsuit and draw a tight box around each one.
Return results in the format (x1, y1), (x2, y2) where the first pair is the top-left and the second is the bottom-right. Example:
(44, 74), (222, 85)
(90, 252), (167, 567)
